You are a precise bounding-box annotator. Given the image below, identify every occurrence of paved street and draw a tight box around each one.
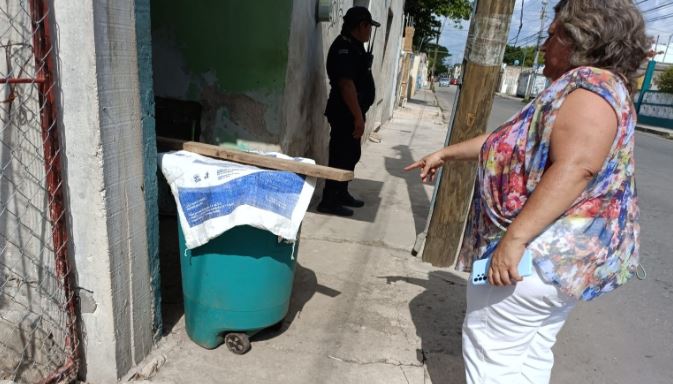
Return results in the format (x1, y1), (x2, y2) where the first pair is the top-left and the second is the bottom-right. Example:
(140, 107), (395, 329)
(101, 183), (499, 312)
(435, 84), (673, 384)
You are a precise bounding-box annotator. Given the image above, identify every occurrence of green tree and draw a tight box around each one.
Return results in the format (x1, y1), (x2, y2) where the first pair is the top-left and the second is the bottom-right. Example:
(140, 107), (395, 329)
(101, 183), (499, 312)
(655, 66), (673, 93)
(424, 43), (452, 76)
(405, 0), (472, 51)
(502, 45), (544, 67)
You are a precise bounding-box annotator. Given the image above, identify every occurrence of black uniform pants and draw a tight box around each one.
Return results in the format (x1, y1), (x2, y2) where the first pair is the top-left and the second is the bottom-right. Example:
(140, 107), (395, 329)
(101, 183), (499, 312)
(322, 115), (362, 202)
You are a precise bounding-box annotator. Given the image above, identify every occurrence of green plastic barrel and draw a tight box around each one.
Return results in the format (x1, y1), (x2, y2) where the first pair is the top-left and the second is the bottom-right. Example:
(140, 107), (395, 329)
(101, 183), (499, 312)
(178, 224), (297, 352)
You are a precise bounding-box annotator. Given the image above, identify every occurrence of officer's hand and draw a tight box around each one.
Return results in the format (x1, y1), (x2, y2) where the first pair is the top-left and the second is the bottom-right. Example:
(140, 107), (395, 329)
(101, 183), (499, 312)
(353, 116), (365, 139)
(404, 151), (445, 183)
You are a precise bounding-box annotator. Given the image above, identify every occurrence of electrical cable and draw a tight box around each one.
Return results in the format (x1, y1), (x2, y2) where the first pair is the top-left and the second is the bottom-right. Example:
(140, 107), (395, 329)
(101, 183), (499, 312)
(512, 0), (526, 47)
(641, 1), (673, 14)
(646, 11), (673, 22)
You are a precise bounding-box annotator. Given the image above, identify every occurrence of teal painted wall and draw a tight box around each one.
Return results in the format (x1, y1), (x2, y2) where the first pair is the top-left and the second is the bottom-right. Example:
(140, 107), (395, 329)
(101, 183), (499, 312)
(136, 0), (162, 336)
(150, 0), (293, 146)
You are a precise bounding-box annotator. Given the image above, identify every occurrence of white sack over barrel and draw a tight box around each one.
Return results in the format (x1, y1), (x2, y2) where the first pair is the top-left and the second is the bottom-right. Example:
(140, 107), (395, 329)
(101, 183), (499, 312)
(159, 150), (316, 249)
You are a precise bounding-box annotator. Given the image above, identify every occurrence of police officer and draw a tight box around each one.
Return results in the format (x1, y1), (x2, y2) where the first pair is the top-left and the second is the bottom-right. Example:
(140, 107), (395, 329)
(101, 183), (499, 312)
(317, 6), (379, 217)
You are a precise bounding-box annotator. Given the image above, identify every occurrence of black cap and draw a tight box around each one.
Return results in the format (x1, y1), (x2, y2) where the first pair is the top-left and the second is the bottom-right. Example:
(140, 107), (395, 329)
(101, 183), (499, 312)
(343, 6), (381, 27)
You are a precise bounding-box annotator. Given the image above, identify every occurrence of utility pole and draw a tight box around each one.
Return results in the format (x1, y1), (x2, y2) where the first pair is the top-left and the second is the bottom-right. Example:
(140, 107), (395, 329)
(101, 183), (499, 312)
(430, 19), (446, 91)
(422, 0), (517, 267)
(664, 35), (672, 62)
(524, 0), (548, 100)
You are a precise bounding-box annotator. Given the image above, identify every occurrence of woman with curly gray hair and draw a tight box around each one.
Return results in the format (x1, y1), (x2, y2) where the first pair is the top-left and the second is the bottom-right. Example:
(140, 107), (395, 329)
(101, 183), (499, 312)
(406, 0), (651, 383)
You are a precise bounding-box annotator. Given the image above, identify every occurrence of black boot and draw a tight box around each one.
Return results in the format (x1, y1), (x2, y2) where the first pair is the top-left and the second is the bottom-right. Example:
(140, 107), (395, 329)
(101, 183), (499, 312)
(317, 189), (354, 217)
(339, 191), (365, 208)
(317, 200), (354, 217)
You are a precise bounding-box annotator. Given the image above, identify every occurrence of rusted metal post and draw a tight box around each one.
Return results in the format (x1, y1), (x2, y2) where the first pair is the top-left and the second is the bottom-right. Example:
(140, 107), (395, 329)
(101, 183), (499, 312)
(422, 0), (517, 267)
(27, 0), (80, 382)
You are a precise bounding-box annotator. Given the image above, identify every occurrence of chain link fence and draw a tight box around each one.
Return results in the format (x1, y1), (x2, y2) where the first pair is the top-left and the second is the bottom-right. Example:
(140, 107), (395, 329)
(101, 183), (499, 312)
(0, 1), (78, 383)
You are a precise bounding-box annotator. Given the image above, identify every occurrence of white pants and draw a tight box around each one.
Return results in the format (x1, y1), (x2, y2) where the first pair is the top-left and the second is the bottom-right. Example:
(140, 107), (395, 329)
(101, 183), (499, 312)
(462, 269), (578, 384)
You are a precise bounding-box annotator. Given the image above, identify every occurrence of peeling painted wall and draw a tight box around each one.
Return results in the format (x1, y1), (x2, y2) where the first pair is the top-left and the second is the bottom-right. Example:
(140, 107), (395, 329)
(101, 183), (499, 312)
(150, 0), (404, 161)
(150, 0), (293, 150)
(282, 0), (333, 160)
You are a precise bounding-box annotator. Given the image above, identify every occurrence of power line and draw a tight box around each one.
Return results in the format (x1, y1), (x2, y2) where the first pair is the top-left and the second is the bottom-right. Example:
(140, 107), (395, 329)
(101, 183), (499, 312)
(512, 0), (526, 46)
(646, 11), (673, 22)
(509, 19), (551, 46)
(641, 2), (673, 14)
(509, 0), (553, 46)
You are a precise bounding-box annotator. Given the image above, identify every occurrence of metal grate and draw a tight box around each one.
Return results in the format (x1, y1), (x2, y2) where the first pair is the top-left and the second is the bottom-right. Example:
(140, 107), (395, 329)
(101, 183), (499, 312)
(0, 1), (78, 383)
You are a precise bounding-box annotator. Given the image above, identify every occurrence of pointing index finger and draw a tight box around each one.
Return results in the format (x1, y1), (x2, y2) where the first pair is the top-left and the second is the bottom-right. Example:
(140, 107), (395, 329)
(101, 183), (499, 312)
(403, 160), (424, 171)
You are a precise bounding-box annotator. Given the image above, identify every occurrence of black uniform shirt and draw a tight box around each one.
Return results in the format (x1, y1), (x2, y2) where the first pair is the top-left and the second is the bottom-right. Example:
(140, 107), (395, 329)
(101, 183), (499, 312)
(324, 34), (376, 120)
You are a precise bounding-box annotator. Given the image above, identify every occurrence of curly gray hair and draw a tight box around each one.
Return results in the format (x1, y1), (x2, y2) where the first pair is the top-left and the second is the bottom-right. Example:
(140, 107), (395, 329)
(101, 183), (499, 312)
(553, 0), (652, 89)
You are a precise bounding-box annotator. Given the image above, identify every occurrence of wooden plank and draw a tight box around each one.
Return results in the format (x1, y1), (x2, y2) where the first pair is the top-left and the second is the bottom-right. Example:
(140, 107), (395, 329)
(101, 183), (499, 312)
(157, 137), (353, 182)
(422, 0), (516, 267)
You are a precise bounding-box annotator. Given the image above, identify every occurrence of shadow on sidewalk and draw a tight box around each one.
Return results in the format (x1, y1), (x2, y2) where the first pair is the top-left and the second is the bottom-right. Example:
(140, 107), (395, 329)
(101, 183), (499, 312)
(382, 271), (467, 383)
(307, 178), (384, 223)
(406, 97), (436, 107)
(384, 145), (432, 235)
(256, 262), (341, 341)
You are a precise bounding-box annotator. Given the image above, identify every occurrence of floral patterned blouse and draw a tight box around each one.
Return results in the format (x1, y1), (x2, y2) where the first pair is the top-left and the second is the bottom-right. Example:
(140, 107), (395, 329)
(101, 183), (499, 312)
(456, 66), (640, 301)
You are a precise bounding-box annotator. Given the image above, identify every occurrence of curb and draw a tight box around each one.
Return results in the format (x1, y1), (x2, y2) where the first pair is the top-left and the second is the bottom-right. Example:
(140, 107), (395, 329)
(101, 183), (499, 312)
(495, 93), (525, 102)
(430, 89), (448, 122)
(636, 125), (673, 139)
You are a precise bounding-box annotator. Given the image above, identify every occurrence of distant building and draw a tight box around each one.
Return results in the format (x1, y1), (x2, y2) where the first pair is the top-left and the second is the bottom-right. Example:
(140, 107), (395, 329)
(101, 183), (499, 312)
(517, 67), (549, 98)
(409, 53), (428, 96)
(498, 65), (523, 96)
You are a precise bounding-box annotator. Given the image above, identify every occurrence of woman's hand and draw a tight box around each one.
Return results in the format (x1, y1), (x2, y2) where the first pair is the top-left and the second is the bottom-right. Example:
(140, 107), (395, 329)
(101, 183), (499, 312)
(403, 134), (489, 180)
(488, 237), (526, 286)
(404, 150), (445, 183)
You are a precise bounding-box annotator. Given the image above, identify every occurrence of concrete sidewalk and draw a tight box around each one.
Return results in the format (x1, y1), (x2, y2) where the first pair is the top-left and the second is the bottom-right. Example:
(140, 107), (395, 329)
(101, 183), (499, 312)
(132, 89), (469, 384)
(635, 123), (673, 139)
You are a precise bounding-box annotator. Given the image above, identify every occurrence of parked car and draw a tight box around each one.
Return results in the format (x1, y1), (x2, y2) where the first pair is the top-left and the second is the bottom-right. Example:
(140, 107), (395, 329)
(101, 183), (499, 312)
(438, 78), (450, 87)
(450, 78), (460, 85)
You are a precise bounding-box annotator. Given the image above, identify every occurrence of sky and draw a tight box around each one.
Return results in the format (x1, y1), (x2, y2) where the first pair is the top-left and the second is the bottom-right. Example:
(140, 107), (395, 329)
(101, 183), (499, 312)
(439, 0), (673, 66)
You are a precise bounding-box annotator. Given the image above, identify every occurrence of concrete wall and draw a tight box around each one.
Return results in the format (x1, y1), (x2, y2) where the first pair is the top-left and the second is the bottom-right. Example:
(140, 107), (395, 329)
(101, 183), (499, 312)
(408, 53), (428, 97)
(517, 69), (547, 97)
(499, 65), (522, 96)
(150, 0), (294, 151)
(367, 0), (406, 130)
(282, 0), (331, 160)
(55, 0), (154, 381)
(409, 54), (420, 97)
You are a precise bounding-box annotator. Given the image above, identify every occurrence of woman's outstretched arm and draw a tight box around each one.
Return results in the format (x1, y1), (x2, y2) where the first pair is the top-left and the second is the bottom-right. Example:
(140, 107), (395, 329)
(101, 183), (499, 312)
(404, 133), (490, 183)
